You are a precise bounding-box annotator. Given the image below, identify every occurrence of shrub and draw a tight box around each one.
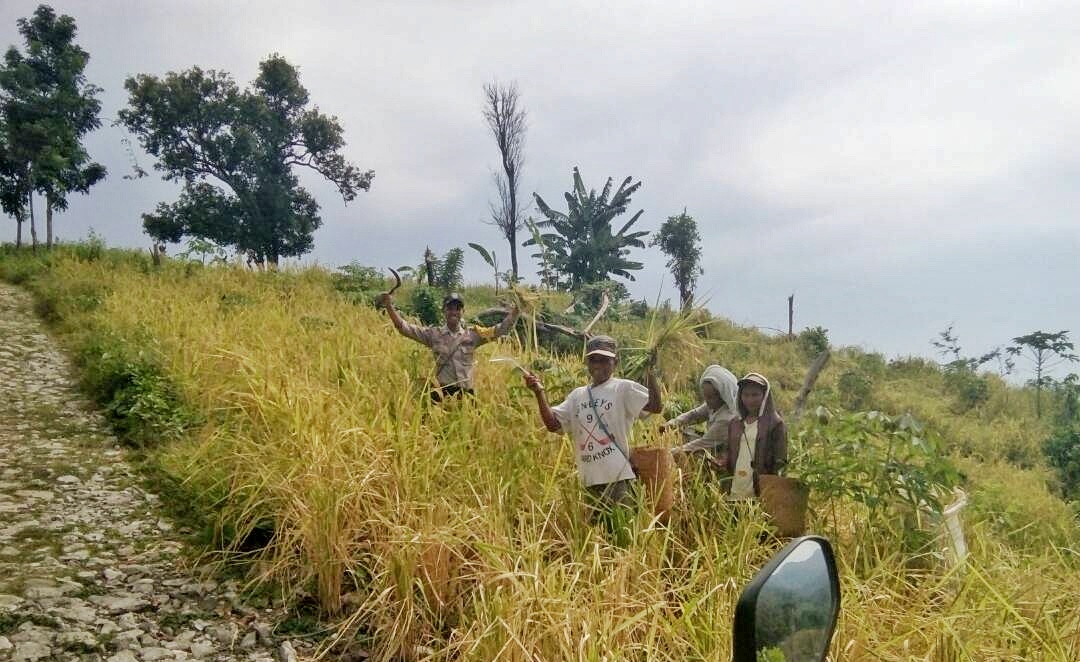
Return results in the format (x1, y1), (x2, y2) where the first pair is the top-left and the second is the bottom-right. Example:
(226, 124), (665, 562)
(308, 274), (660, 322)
(791, 409), (961, 545)
(75, 332), (201, 447)
(798, 326), (830, 358)
(409, 286), (441, 326)
(838, 370), (874, 410)
(437, 247), (464, 289)
(333, 262), (388, 295)
(575, 280), (629, 312)
(1043, 427), (1080, 500)
(888, 355), (940, 379)
(943, 364), (990, 413)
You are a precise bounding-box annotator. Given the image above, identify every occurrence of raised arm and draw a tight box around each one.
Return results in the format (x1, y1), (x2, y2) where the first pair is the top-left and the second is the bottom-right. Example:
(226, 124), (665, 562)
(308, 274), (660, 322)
(643, 367), (662, 415)
(381, 292), (427, 344)
(496, 304), (520, 336)
(524, 372), (561, 432)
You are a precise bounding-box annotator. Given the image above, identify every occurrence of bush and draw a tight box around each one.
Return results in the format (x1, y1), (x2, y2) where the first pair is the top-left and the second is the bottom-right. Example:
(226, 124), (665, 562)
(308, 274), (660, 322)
(792, 409), (961, 544)
(575, 280), (629, 312)
(409, 286), (441, 326)
(1043, 427), (1080, 500)
(797, 326), (829, 358)
(70, 231), (106, 262)
(76, 332), (201, 447)
(838, 370), (874, 410)
(943, 364), (990, 413)
(888, 355), (940, 379)
(333, 262), (388, 294)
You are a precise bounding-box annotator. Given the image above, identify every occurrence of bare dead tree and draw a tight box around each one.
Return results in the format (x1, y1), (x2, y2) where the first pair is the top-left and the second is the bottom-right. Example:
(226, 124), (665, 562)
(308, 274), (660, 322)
(482, 81), (527, 280)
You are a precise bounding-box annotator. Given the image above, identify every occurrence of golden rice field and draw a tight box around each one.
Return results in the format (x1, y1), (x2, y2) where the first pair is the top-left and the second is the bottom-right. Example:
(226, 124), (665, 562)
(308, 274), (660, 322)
(3, 248), (1079, 661)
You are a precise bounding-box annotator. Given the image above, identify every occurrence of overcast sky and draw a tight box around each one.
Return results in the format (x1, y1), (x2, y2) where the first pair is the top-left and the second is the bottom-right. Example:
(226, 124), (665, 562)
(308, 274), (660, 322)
(2, 1), (1078, 379)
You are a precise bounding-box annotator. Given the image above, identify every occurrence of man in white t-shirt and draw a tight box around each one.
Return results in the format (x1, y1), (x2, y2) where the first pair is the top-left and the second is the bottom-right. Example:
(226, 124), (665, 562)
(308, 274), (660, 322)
(524, 335), (662, 518)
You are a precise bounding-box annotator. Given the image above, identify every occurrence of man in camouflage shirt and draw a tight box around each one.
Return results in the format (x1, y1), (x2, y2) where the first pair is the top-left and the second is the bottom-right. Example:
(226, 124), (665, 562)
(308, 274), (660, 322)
(381, 291), (520, 401)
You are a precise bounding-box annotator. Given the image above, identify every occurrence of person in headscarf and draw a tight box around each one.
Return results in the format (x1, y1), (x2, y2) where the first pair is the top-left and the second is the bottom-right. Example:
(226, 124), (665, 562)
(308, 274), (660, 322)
(662, 365), (739, 460)
(724, 372), (787, 500)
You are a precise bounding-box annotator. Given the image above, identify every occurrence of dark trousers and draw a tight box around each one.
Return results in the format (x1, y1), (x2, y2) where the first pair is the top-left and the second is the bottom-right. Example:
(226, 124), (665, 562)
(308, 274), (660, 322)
(430, 384), (475, 403)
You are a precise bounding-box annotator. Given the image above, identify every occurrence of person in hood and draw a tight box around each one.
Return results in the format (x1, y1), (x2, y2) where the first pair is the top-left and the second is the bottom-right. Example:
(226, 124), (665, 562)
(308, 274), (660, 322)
(725, 372), (787, 500)
(661, 365), (739, 458)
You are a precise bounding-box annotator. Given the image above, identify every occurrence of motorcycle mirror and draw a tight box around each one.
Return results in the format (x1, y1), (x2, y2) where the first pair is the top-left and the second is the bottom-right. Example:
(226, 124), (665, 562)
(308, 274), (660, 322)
(732, 536), (840, 662)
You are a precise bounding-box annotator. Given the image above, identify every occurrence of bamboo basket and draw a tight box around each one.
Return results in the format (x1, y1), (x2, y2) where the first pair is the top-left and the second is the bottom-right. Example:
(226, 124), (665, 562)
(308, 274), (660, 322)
(758, 474), (809, 537)
(630, 447), (675, 524)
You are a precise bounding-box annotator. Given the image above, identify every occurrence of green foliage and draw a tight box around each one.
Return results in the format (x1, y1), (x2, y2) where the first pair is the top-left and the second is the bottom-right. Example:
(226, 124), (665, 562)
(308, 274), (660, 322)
(527, 167), (649, 288)
(177, 237), (227, 265)
(1043, 427), (1080, 500)
(575, 279), (629, 311)
(118, 54), (373, 265)
(1007, 330), (1078, 418)
(650, 211), (703, 309)
(0, 5), (106, 246)
(71, 229), (105, 262)
(409, 286), (441, 326)
(437, 247), (464, 289)
(792, 409), (961, 529)
(332, 261), (387, 306)
(75, 330), (200, 447)
(797, 326), (829, 358)
(942, 364), (990, 413)
(837, 370), (874, 410)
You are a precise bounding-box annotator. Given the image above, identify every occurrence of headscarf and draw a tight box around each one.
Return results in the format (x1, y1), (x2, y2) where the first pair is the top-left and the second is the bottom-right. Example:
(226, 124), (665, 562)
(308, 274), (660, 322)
(736, 372), (778, 420)
(700, 365), (739, 422)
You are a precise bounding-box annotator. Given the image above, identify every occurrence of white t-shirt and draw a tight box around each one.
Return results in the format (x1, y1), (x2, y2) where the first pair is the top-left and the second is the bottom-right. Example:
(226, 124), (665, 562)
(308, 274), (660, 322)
(551, 377), (651, 486)
(728, 419), (758, 500)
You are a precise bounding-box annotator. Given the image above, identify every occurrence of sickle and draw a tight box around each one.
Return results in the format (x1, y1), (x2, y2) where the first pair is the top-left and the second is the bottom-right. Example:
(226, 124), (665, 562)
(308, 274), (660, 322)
(387, 267), (402, 295)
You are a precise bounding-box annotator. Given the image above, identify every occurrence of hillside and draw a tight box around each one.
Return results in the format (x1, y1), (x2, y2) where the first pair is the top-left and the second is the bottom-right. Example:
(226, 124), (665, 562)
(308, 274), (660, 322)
(1, 244), (1077, 661)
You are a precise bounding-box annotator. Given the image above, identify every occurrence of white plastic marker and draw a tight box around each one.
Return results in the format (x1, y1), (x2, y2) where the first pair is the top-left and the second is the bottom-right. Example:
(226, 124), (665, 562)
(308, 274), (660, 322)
(489, 357), (528, 374)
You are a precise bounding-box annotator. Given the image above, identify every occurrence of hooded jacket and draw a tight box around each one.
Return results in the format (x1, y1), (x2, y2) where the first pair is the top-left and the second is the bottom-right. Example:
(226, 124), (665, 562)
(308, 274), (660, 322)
(669, 365), (739, 430)
(725, 372), (787, 494)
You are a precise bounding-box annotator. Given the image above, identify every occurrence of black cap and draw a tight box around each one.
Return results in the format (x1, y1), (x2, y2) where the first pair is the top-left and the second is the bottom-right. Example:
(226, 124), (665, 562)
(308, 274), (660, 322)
(443, 292), (465, 307)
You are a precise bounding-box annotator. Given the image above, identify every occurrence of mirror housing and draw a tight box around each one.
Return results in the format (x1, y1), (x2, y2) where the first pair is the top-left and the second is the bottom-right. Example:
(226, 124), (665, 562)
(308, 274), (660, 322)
(732, 536), (840, 662)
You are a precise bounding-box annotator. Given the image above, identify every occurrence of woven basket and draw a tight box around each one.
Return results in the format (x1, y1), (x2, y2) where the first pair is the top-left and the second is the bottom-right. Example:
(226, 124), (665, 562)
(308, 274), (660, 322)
(630, 447), (675, 524)
(758, 474), (809, 537)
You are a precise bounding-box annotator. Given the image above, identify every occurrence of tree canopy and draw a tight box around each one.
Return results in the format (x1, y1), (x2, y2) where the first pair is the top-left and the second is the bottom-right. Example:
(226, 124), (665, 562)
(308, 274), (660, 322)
(527, 167), (648, 289)
(0, 4), (106, 248)
(118, 54), (373, 265)
(651, 210), (703, 309)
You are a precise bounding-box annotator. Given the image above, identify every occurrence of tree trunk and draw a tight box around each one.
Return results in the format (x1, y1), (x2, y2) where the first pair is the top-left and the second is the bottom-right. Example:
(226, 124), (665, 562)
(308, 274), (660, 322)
(1035, 362), (1043, 419)
(792, 350), (831, 421)
(28, 191), (38, 253)
(424, 249), (436, 287)
(788, 294), (795, 337)
(46, 193), (54, 249)
(15, 210), (23, 248)
(509, 224), (518, 282)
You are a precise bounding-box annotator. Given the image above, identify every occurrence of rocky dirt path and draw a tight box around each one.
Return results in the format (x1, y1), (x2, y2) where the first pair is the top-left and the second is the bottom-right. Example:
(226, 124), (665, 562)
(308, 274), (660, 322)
(0, 283), (303, 662)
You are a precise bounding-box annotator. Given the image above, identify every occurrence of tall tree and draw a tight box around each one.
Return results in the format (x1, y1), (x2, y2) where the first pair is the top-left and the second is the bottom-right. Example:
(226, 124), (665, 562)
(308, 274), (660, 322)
(0, 5), (106, 249)
(527, 167), (649, 289)
(1007, 330), (1078, 418)
(1006, 330), (1075, 419)
(651, 210), (703, 309)
(482, 81), (527, 281)
(0, 120), (30, 247)
(119, 55), (373, 266)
